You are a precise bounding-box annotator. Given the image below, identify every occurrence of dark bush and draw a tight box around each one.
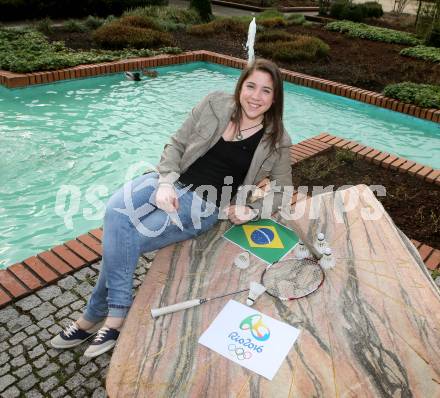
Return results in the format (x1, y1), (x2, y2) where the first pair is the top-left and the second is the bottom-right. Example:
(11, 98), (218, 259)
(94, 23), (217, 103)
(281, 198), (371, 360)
(329, 0), (347, 19)
(341, 4), (366, 22)
(84, 15), (107, 30)
(190, 0), (212, 22)
(427, 25), (440, 48)
(363, 1), (383, 18)
(0, 0), (167, 22)
(92, 18), (172, 49)
(330, 0), (383, 22)
(63, 19), (88, 33)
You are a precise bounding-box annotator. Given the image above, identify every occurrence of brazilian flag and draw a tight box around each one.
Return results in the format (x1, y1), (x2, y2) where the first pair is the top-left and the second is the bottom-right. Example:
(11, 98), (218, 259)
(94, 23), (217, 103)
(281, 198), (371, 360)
(223, 219), (299, 264)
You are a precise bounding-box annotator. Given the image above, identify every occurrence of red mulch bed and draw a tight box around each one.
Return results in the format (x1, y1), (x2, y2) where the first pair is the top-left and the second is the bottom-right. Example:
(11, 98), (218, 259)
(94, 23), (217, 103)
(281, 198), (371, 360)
(174, 25), (440, 92)
(47, 18), (440, 93)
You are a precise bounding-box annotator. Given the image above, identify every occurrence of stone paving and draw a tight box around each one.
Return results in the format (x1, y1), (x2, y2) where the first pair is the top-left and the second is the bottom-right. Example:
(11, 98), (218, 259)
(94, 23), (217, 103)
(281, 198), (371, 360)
(0, 254), (154, 398)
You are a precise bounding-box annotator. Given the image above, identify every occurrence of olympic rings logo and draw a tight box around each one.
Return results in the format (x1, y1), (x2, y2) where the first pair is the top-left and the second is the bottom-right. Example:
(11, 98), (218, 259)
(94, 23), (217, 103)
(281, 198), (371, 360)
(228, 344), (252, 360)
(239, 314), (270, 342)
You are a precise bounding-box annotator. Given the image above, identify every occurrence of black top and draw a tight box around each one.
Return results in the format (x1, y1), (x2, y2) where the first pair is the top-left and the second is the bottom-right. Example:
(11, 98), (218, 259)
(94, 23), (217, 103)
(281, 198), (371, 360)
(179, 128), (264, 207)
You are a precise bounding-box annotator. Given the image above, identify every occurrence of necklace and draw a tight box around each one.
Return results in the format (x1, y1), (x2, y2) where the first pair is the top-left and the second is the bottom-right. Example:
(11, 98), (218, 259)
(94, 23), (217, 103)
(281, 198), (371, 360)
(236, 121), (263, 141)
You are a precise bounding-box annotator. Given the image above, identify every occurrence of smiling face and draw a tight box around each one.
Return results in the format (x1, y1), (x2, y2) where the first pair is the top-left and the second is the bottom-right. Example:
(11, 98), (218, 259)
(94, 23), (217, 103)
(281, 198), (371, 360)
(239, 70), (274, 123)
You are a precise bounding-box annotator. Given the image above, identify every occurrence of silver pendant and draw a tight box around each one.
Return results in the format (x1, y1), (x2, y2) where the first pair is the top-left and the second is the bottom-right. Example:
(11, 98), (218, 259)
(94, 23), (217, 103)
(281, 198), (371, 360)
(236, 131), (243, 140)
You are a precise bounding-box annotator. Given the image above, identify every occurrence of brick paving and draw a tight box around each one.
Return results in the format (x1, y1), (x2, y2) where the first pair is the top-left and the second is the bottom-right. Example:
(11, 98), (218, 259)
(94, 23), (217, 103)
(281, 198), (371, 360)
(0, 254), (154, 397)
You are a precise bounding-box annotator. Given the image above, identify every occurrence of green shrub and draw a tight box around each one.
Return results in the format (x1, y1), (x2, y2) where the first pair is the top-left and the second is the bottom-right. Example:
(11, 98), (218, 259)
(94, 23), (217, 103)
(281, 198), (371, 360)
(286, 14), (306, 26)
(330, 1), (360, 21)
(0, 0), (159, 22)
(0, 28), (181, 73)
(342, 4), (366, 22)
(35, 17), (53, 35)
(256, 32), (329, 61)
(93, 21), (172, 49)
(63, 19), (88, 33)
(258, 17), (288, 28)
(363, 1), (383, 18)
(119, 15), (163, 30)
(335, 148), (356, 164)
(123, 6), (202, 25)
(383, 82), (440, 109)
(190, 0), (213, 22)
(256, 9), (284, 19)
(187, 17), (247, 36)
(325, 20), (421, 45)
(330, 1), (382, 22)
(427, 25), (440, 47)
(400, 45), (440, 62)
(84, 15), (107, 30)
(330, 0), (383, 21)
(257, 30), (295, 43)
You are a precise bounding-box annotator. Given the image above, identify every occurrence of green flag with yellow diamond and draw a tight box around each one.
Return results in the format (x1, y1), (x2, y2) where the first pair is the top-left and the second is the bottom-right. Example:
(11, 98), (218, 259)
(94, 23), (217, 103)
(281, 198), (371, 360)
(223, 219), (299, 264)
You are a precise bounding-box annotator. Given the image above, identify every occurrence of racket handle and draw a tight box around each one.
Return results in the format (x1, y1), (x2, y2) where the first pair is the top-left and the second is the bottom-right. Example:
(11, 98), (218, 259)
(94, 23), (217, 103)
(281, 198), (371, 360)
(151, 299), (203, 318)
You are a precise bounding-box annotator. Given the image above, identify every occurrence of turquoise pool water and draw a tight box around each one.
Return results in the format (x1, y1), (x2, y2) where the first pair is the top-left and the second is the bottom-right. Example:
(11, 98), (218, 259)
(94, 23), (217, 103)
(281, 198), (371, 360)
(1, 61), (439, 268)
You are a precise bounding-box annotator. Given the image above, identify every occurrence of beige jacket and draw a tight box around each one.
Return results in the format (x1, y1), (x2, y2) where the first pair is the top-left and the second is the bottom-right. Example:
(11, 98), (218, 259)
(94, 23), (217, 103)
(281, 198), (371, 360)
(157, 91), (292, 216)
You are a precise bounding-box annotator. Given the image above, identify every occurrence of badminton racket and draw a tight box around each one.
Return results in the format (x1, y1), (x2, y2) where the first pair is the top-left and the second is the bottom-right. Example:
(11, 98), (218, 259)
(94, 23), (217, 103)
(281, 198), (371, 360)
(150, 288), (249, 318)
(261, 257), (325, 300)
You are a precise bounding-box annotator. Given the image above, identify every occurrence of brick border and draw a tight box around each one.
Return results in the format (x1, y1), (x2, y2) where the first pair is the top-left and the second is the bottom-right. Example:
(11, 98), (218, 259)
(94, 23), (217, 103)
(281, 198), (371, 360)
(0, 50), (438, 123)
(313, 132), (440, 185)
(0, 229), (103, 308)
(1, 132), (438, 309)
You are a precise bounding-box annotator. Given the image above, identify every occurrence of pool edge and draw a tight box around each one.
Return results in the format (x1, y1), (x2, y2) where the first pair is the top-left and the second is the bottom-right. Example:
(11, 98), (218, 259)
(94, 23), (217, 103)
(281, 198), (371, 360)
(0, 50), (439, 123)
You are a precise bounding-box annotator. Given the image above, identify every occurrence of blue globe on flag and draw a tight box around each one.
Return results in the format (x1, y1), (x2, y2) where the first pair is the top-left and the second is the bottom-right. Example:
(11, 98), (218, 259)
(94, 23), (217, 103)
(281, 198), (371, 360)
(242, 225), (284, 249)
(250, 228), (275, 245)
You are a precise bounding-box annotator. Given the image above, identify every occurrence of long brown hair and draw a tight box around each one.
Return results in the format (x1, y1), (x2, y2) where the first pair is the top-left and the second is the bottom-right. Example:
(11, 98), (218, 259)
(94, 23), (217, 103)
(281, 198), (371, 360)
(232, 58), (284, 151)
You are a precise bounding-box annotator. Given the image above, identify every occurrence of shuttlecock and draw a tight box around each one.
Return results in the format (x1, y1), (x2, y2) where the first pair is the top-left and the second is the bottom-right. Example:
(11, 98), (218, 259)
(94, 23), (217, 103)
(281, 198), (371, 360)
(319, 247), (336, 269)
(295, 240), (310, 259)
(315, 232), (327, 255)
(246, 282), (266, 306)
(234, 251), (250, 269)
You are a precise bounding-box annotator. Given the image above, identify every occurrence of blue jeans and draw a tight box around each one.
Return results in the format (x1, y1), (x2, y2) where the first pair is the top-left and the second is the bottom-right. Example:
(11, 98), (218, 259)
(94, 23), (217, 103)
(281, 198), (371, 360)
(83, 172), (219, 322)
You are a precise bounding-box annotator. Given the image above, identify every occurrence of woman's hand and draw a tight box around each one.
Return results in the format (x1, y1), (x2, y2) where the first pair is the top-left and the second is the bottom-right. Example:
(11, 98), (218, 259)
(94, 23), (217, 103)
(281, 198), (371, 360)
(155, 184), (179, 213)
(225, 205), (257, 225)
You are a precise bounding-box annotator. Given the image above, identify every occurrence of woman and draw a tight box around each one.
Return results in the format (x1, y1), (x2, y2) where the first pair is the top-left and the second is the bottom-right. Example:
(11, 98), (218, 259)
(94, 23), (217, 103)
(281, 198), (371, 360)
(50, 58), (293, 358)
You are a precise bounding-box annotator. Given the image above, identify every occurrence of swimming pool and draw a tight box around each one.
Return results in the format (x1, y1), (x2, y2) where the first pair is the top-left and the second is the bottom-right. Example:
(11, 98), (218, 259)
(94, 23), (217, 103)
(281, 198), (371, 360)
(0, 61), (439, 268)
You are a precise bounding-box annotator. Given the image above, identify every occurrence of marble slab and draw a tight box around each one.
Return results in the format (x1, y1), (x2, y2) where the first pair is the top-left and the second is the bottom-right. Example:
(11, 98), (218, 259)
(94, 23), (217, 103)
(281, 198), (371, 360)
(106, 185), (440, 397)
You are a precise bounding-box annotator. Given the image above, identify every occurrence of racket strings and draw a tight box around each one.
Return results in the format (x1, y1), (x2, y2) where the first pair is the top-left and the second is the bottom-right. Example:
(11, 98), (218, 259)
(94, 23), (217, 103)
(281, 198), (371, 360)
(262, 258), (324, 299)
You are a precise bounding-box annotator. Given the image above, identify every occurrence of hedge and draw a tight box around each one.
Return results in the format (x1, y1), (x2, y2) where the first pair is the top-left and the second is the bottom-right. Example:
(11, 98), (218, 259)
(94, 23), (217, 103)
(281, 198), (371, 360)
(0, 28), (180, 73)
(325, 20), (421, 46)
(330, 1), (383, 23)
(0, 0), (167, 21)
(255, 30), (329, 62)
(400, 45), (440, 63)
(92, 15), (173, 49)
(383, 82), (440, 109)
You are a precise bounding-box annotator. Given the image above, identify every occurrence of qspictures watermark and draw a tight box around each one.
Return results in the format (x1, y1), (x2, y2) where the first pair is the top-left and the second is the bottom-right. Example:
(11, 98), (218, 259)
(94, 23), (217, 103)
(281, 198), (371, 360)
(54, 161), (386, 236)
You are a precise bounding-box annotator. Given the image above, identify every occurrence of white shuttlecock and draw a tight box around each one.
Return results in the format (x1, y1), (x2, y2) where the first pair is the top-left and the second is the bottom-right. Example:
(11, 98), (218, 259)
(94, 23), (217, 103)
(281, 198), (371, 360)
(234, 251), (250, 269)
(295, 240), (310, 259)
(315, 232), (327, 255)
(319, 247), (336, 269)
(246, 282), (266, 306)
